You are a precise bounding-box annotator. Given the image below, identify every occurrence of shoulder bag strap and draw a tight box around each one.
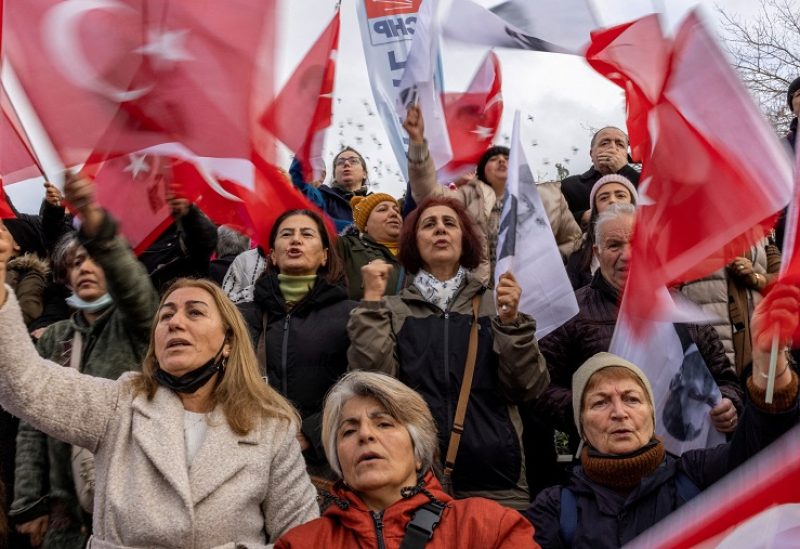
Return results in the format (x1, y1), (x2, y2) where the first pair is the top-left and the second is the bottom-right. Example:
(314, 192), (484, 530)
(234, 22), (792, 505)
(399, 500), (446, 549)
(70, 331), (83, 371)
(442, 294), (482, 483)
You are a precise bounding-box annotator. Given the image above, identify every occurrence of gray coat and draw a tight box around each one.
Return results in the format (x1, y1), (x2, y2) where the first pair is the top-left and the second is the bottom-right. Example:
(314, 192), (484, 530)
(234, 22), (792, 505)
(0, 290), (319, 548)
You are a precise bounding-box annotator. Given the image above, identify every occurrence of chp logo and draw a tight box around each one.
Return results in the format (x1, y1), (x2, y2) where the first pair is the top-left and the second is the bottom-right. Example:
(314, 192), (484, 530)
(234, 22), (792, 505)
(365, 0), (422, 45)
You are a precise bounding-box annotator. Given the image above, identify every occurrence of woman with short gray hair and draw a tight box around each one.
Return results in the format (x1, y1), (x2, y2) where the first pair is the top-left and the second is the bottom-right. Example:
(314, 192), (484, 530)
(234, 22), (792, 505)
(276, 371), (538, 548)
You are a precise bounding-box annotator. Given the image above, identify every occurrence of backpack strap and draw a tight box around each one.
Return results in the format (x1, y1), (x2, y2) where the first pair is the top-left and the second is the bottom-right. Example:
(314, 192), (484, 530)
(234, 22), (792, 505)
(399, 500), (446, 549)
(559, 487), (577, 546)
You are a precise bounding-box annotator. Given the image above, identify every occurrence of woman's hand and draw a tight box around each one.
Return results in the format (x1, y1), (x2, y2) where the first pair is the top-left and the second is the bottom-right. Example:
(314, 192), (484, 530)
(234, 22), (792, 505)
(709, 397), (738, 433)
(728, 256), (764, 290)
(361, 260), (393, 301)
(403, 104), (425, 144)
(496, 271), (521, 324)
(16, 515), (49, 547)
(43, 181), (63, 207)
(750, 282), (800, 390)
(64, 171), (104, 238)
(0, 220), (14, 306)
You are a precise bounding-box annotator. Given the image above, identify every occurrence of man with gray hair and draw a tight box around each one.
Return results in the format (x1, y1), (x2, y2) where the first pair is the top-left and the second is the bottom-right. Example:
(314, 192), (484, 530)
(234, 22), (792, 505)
(532, 203), (743, 456)
(561, 127), (641, 227)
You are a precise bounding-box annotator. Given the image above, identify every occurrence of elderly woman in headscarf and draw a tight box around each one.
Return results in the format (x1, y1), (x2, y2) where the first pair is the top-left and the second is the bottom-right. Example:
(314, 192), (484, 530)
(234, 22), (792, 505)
(337, 193), (405, 300)
(523, 283), (800, 548)
(348, 195), (549, 509)
(275, 371), (539, 548)
(0, 217), (318, 547)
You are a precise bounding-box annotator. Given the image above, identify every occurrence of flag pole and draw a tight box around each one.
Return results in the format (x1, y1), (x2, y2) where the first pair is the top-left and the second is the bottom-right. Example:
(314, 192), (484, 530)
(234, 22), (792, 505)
(1, 58), (65, 189)
(765, 333), (779, 404)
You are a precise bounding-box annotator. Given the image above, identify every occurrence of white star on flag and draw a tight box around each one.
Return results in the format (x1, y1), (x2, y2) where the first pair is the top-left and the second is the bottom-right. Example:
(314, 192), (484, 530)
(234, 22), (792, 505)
(124, 154), (150, 178)
(471, 125), (493, 140)
(136, 29), (193, 65)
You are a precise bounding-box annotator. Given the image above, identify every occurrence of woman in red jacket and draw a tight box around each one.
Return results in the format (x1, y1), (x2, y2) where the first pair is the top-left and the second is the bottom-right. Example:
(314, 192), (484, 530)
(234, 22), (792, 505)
(275, 371), (538, 548)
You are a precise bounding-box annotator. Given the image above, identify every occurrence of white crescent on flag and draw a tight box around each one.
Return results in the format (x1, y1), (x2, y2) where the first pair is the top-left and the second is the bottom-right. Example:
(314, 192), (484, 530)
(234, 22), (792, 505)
(42, 0), (153, 102)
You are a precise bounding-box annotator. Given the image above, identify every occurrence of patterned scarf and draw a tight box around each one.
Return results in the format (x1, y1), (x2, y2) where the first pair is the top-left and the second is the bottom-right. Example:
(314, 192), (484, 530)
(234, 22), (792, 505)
(412, 267), (466, 311)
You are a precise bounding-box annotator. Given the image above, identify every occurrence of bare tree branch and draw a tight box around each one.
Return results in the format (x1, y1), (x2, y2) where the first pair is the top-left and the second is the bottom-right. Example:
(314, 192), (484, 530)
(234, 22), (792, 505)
(716, 0), (800, 134)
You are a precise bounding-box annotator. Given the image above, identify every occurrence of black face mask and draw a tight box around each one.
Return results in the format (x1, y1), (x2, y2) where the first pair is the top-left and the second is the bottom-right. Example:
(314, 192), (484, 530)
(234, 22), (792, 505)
(154, 342), (227, 394)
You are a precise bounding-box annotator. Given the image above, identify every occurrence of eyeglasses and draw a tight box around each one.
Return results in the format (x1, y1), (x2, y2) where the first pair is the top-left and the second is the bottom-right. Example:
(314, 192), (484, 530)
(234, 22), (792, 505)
(335, 156), (361, 167)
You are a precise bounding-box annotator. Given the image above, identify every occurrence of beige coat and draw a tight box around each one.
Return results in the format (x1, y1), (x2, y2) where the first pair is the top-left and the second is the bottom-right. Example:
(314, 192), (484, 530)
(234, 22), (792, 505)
(407, 140), (582, 283)
(0, 289), (318, 549)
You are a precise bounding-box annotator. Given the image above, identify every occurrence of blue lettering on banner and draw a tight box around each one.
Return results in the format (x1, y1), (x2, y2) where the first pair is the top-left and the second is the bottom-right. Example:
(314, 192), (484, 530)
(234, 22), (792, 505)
(369, 15), (417, 45)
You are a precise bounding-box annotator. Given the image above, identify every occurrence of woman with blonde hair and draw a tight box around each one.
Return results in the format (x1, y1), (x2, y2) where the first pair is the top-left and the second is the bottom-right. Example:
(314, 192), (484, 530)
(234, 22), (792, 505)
(276, 371), (538, 548)
(0, 217), (319, 549)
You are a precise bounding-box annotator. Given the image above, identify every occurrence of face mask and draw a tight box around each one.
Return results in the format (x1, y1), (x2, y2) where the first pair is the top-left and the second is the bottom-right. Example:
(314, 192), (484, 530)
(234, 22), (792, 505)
(66, 292), (113, 313)
(154, 341), (227, 394)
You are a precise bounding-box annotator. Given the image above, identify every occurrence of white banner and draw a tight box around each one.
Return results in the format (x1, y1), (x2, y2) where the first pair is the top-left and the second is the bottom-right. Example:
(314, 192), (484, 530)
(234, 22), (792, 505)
(495, 111), (578, 339)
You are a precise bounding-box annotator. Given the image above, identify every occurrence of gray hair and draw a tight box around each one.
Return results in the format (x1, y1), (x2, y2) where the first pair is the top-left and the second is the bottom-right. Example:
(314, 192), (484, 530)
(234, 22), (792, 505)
(51, 232), (81, 284)
(594, 202), (636, 245)
(216, 226), (250, 258)
(321, 371), (439, 479)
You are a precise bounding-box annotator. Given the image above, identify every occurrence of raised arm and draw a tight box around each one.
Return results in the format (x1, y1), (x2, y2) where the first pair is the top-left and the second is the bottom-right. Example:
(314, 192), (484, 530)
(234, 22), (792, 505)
(64, 173), (159, 337)
(0, 221), (120, 452)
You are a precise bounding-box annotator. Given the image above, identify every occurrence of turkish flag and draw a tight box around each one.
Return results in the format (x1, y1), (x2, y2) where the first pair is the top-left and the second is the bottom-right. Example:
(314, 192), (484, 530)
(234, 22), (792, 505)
(82, 151), (174, 254)
(0, 87), (44, 186)
(0, 184), (15, 219)
(261, 10), (340, 182)
(4, 0), (277, 166)
(587, 11), (793, 327)
(440, 51), (503, 178)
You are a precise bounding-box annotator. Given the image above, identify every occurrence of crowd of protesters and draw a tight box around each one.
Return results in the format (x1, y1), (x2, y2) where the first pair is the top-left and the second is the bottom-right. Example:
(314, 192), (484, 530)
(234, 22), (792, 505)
(0, 81), (798, 549)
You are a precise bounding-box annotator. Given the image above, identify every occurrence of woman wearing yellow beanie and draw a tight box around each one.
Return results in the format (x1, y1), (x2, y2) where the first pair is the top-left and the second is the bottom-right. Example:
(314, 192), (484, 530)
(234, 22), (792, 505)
(337, 194), (406, 299)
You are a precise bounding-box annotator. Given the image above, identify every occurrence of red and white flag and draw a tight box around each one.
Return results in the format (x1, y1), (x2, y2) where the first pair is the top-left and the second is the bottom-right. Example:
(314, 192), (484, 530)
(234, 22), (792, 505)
(0, 184), (15, 219)
(0, 86), (44, 187)
(587, 11), (793, 328)
(4, 0), (277, 166)
(261, 10), (340, 182)
(439, 52), (503, 180)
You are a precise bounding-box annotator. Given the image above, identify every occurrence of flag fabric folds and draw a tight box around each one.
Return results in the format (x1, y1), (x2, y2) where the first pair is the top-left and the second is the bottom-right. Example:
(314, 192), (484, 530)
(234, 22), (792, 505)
(442, 0), (597, 55)
(440, 52), (503, 180)
(495, 111), (578, 339)
(0, 87), (44, 187)
(261, 10), (340, 182)
(4, 0), (277, 166)
(587, 11), (793, 327)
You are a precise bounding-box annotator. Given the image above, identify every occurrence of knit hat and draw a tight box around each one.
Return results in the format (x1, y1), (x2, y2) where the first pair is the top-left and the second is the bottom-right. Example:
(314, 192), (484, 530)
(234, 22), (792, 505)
(789, 76), (800, 110)
(589, 174), (638, 210)
(350, 193), (398, 233)
(572, 352), (655, 438)
(476, 145), (509, 185)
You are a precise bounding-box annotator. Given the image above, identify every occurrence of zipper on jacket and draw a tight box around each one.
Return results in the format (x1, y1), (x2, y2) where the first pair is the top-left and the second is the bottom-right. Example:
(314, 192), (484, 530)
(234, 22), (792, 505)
(443, 311), (452, 431)
(371, 511), (386, 549)
(281, 314), (291, 396)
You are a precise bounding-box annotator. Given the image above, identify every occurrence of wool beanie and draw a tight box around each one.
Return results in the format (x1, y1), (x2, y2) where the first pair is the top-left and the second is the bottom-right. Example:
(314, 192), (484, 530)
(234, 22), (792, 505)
(589, 174), (639, 209)
(350, 193), (398, 233)
(788, 76), (800, 109)
(572, 352), (655, 438)
(476, 145), (510, 184)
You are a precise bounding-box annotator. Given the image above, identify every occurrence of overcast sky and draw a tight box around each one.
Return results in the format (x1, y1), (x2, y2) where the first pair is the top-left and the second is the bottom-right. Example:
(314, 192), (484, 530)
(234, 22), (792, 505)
(6, 0), (769, 212)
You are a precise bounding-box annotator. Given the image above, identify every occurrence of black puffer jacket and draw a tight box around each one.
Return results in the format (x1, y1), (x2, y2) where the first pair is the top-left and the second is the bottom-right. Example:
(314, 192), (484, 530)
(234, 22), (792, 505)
(537, 271), (744, 435)
(239, 274), (356, 461)
(524, 382), (800, 548)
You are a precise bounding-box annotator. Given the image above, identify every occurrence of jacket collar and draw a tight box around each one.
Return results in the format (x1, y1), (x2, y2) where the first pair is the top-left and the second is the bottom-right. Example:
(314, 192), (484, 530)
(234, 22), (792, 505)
(589, 269), (622, 306)
(401, 270), (485, 311)
(253, 272), (348, 317)
(321, 471), (451, 538)
(130, 387), (261, 510)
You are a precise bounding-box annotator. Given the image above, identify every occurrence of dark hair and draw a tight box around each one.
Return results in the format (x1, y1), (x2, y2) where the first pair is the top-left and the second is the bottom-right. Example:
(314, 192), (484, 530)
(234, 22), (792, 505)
(398, 196), (484, 274)
(51, 231), (81, 285)
(332, 147), (367, 183)
(476, 145), (509, 185)
(265, 209), (343, 284)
